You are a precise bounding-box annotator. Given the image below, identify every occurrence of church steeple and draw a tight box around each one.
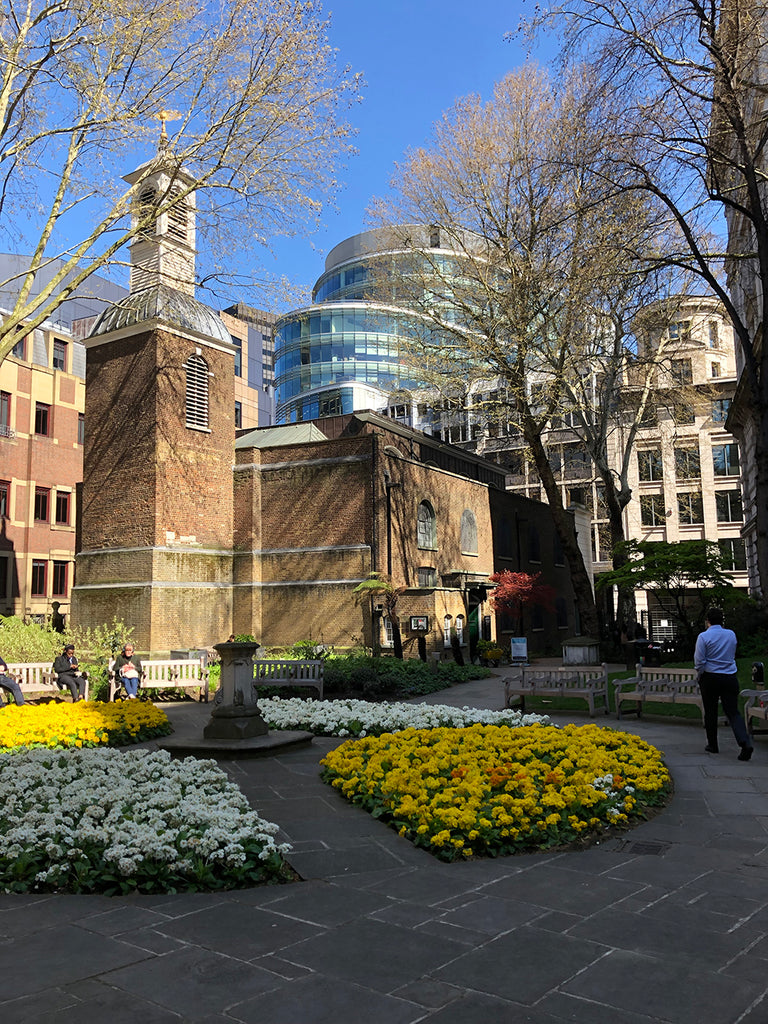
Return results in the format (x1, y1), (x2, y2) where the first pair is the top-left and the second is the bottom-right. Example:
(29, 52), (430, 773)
(123, 124), (197, 296)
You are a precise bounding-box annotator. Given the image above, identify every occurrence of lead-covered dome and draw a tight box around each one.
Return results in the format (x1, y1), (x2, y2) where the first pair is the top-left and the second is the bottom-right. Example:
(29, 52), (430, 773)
(88, 283), (230, 346)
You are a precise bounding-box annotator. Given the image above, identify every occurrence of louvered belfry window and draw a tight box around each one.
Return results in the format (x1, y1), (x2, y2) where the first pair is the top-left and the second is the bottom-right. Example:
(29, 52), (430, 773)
(185, 353), (209, 429)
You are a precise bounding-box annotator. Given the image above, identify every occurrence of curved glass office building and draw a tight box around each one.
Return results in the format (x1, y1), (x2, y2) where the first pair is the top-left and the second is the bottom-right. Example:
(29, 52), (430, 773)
(274, 229), (430, 423)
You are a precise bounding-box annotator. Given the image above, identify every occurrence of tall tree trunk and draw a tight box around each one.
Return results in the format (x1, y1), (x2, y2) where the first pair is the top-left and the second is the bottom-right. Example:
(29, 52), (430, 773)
(524, 421), (599, 637)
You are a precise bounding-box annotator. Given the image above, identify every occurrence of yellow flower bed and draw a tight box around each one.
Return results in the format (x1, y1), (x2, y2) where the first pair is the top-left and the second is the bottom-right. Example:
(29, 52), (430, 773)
(0, 701), (171, 750)
(321, 723), (671, 860)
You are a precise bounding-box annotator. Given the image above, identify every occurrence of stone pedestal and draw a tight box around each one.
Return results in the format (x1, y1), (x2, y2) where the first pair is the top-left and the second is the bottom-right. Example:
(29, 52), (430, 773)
(204, 641), (268, 739)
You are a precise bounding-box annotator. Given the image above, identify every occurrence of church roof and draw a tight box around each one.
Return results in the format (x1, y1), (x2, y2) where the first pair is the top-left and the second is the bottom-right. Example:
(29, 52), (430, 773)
(235, 423), (328, 450)
(88, 283), (231, 345)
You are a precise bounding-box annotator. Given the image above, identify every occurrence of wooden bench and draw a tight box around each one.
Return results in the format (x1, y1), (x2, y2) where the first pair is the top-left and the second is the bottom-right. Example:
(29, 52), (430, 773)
(613, 666), (703, 720)
(740, 689), (768, 736)
(503, 664), (609, 717)
(253, 659), (324, 698)
(4, 662), (89, 701)
(109, 657), (209, 702)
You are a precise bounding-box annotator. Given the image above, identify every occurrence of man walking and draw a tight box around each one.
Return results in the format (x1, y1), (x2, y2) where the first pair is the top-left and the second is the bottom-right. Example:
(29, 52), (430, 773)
(695, 607), (752, 761)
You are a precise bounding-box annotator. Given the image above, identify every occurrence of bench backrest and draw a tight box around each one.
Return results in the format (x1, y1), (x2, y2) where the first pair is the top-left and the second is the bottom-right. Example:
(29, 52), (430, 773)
(6, 662), (53, 687)
(253, 659), (324, 682)
(108, 657), (205, 683)
(637, 666), (698, 684)
(521, 664), (607, 684)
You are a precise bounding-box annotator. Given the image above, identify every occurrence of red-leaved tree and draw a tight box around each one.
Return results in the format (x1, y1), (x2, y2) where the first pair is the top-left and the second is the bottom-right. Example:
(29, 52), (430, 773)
(490, 571), (557, 623)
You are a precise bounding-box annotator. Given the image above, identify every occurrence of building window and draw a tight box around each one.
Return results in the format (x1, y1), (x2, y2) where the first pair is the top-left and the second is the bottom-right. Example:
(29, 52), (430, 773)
(185, 353), (209, 429)
(31, 560), (46, 597)
(455, 615), (465, 645)
(673, 400), (695, 425)
(715, 490), (743, 523)
(34, 487), (49, 522)
(708, 321), (719, 348)
(0, 480), (8, 518)
(712, 398), (731, 422)
(675, 447), (700, 479)
(678, 490), (704, 525)
(52, 338), (67, 371)
(638, 449), (663, 482)
(35, 402), (50, 436)
(530, 604), (544, 630)
(713, 443), (740, 477)
(234, 401), (242, 428)
(556, 596), (568, 629)
(720, 538), (746, 571)
(52, 560), (68, 597)
(443, 614), (452, 648)
(528, 522), (541, 561)
(0, 554), (7, 599)
(416, 566), (438, 588)
(231, 335), (243, 378)
(0, 391), (10, 437)
(78, 413), (85, 445)
(55, 491), (70, 525)
(640, 493), (666, 526)
(417, 500), (437, 549)
(11, 336), (25, 360)
(382, 615), (394, 648)
(668, 321), (690, 341)
(460, 509), (478, 554)
(711, 361), (721, 378)
(671, 358), (692, 384)
(553, 529), (564, 565)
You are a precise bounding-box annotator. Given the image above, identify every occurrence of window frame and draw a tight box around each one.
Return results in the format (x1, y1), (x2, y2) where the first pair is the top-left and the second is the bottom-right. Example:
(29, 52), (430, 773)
(712, 443), (740, 477)
(417, 500), (437, 550)
(55, 490), (70, 526)
(52, 338), (67, 371)
(0, 480), (9, 519)
(460, 509), (478, 555)
(52, 560), (68, 597)
(34, 486), (50, 523)
(34, 402), (50, 437)
(443, 614), (452, 649)
(638, 449), (664, 482)
(677, 490), (704, 525)
(31, 559), (47, 597)
(715, 489), (743, 523)
(640, 493), (666, 527)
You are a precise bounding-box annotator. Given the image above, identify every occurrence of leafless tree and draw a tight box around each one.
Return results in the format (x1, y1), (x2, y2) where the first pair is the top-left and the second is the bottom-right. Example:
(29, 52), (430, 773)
(0, 0), (361, 362)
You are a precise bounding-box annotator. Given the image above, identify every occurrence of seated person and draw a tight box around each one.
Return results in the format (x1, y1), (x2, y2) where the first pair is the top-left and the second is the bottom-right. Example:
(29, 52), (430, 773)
(53, 644), (87, 701)
(112, 644), (143, 699)
(0, 655), (25, 707)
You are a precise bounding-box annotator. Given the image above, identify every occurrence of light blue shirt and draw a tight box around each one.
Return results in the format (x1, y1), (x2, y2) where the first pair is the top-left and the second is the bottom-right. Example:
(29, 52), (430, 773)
(694, 623), (738, 675)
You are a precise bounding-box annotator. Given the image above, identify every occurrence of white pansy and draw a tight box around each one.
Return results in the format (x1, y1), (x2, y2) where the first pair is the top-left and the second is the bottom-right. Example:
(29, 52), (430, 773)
(0, 748), (290, 893)
(259, 697), (550, 736)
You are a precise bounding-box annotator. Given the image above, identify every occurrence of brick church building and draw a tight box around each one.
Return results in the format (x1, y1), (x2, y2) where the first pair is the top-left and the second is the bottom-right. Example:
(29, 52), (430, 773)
(72, 149), (583, 656)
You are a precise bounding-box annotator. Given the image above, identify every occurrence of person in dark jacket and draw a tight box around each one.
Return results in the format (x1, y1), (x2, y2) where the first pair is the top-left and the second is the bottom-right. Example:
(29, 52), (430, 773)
(0, 656), (25, 707)
(53, 644), (87, 701)
(112, 644), (143, 699)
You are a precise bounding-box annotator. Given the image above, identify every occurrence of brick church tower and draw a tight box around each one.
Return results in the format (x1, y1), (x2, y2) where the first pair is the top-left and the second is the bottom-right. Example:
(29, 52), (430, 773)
(72, 140), (235, 651)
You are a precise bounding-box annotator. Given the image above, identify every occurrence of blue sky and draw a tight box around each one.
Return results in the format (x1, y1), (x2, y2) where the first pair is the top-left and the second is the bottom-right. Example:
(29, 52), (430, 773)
(264, 1), (557, 307)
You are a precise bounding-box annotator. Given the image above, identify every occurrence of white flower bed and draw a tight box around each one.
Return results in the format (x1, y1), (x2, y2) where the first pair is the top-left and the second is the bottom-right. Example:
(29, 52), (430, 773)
(260, 697), (550, 737)
(0, 747), (291, 894)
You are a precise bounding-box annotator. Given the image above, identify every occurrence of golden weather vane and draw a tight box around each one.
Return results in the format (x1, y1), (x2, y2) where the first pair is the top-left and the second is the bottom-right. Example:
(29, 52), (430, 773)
(155, 109), (182, 147)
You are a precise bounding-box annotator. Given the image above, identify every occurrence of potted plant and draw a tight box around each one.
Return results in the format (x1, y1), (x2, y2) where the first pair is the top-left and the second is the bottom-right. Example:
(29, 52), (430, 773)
(477, 639), (505, 667)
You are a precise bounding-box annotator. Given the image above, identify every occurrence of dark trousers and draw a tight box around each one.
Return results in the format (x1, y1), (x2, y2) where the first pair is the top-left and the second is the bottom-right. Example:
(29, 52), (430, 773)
(699, 672), (751, 750)
(57, 671), (86, 701)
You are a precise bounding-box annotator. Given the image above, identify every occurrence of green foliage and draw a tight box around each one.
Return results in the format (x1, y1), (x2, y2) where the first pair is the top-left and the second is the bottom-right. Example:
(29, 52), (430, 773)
(322, 656), (491, 702)
(285, 639), (332, 660)
(232, 634), (258, 643)
(0, 616), (62, 662)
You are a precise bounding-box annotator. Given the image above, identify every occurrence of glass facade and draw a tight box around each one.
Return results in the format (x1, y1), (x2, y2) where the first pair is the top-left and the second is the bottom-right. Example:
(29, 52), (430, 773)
(274, 232), (464, 423)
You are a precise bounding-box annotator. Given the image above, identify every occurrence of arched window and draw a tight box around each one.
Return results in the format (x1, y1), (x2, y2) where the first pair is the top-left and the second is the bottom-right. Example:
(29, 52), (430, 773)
(382, 616), (394, 648)
(460, 509), (478, 554)
(185, 353), (209, 429)
(443, 614), (452, 648)
(455, 615), (465, 645)
(417, 500), (437, 549)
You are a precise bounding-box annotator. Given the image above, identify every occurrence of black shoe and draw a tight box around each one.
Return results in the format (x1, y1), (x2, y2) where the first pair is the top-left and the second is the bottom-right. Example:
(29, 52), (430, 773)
(738, 744), (754, 762)
(705, 745), (719, 754)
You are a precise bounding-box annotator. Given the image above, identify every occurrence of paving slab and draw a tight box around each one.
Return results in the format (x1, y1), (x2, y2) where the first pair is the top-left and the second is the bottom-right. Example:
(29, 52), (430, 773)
(4, 678), (768, 1023)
